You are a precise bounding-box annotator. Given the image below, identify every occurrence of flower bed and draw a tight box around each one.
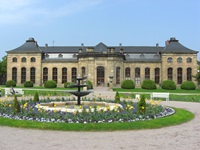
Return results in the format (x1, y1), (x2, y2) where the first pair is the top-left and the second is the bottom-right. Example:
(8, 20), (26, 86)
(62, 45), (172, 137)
(0, 97), (175, 124)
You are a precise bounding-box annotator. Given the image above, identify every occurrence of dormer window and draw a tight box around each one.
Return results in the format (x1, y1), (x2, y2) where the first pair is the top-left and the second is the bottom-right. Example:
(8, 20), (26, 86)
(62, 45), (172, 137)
(58, 54), (63, 58)
(140, 54), (144, 58)
(45, 54), (49, 58)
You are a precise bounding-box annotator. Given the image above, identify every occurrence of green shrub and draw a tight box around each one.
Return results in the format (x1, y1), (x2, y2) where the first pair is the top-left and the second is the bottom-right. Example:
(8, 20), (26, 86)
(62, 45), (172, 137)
(33, 92), (39, 102)
(86, 80), (93, 89)
(162, 80), (176, 90)
(137, 94), (147, 113)
(24, 81), (34, 87)
(181, 81), (196, 90)
(141, 79), (157, 90)
(114, 91), (120, 103)
(64, 82), (75, 88)
(5, 80), (16, 87)
(121, 80), (135, 89)
(13, 95), (21, 113)
(44, 80), (57, 88)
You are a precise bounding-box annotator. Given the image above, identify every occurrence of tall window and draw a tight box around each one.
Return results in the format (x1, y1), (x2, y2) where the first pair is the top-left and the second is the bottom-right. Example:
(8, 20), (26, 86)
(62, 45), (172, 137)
(72, 68), (77, 83)
(187, 68), (192, 81)
(155, 68), (160, 84)
(177, 68), (182, 84)
(145, 68), (150, 79)
(167, 57), (173, 63)
(187, 57), (192, 63)
(21, 67), (26, 83)
(177, 57), (182, 63)
(168, 68), (173, 80)
(52, 67), (57, 83)
(12, 57), (17, 62)
(31, 57), (36, 62)
(30, 67), (35, 83)
(81, 67), (86, 77)
(125, 67), (130, 79)
(43, 68), (48, 83)
(21, 57), (26, 62)
(135, 68), (140, 84)
(62, 68), (67, 83)
(116, 67), (120, 84)
(12, 67), (17, 83)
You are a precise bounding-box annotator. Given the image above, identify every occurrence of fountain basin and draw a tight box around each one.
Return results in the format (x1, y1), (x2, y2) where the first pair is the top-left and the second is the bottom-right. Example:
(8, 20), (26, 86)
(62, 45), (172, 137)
(68, 91), (91, 97)
(36, 101), (123, 113)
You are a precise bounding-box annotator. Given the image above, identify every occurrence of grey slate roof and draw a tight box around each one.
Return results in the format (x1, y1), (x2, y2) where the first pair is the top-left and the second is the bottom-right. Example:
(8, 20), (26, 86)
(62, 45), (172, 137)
(161, 37), (198, 54)
(7, 38), (42, 53)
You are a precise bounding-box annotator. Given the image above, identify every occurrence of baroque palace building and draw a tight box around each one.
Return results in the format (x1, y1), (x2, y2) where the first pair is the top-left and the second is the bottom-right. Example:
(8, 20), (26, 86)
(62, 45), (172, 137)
(6, 37), (198, 87)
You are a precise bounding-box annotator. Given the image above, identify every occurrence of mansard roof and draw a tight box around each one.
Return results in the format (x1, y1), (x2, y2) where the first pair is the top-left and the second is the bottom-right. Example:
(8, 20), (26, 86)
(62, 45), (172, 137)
(7, 38), (42, 53)
(161, 37), (198, 54)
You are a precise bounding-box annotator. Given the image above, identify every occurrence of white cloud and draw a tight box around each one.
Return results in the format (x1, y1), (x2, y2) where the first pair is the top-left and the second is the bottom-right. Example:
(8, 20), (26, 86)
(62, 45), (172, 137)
(0, 0), (102, 25)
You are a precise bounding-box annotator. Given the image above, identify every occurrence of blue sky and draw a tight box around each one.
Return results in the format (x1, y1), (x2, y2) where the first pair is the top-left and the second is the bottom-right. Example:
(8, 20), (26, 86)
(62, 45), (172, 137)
(0, 0), (200, 59)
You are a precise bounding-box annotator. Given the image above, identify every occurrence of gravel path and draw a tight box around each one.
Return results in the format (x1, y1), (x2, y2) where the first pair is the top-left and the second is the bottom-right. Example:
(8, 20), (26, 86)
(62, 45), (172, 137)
(0, 101), (200, 150)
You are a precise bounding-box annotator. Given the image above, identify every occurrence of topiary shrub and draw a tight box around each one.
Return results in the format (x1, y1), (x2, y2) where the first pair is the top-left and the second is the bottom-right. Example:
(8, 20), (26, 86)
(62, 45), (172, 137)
(121, 80), (135, 89)
(5, 80), (16, 87)
(44, 80), (57, 88)
(137, 94), (146, 113)
(141, 79), (157, 90)
(13, 95), (21, 113)
(24, 81), (34, 87)
(86, 80), (93, 89)
(33, 92), (39, 102)
(114, 91), (120, 103)
(181, 81), (196, 90)
(64, 82), (75, 88)
(162, 80), (176, 90)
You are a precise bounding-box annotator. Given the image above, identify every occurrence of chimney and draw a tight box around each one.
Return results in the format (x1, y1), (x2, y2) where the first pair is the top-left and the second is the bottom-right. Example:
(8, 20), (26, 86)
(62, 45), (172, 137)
(165, 40), (170, 46)
(156, 43), (159, 47)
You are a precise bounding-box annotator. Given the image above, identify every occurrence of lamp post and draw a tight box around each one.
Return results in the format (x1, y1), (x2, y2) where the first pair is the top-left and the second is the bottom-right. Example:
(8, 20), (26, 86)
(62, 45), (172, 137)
(109, 75), (114, 91)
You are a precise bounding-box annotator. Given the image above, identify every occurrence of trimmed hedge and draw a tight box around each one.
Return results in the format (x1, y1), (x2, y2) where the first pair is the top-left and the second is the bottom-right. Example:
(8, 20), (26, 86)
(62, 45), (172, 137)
(162, 80), (176, 90)
(181, 81), (196, 90)
(121, 80), (135, 89)
(5, 80), (16, 87)
(24, 81), (34, 87)
(44, 80), (57, 88)
(141, 79), (157, 90)
(86, 80), (93, 89)
(64, 82), (75, 88)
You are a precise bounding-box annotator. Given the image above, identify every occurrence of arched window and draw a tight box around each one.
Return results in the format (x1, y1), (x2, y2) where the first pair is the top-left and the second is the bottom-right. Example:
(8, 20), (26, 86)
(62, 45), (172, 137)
(125, 67), (130, 79)
(58, 54), (63, 58)
(30, 57), (36, 62)
(155, 68), (160, 84)
(187, 68), (192, 81)
(52, 67), (57, 83)
(21, 67), (26, 83)
(72, 68), (77, 83)
(177, 57), (182, 63)
(81, 67), (86, 77)
(43, 68), (48, 83)
(168, 68), (173, 80)
(145, 68), (150, 79)
(12, 67), (17, 82)
(62, 68), (67, 83)
(12, 57), (17, 62)
(187, 57), (192, 63)
(30, 67), (35, 83)
(116, 67), (120, 84)
(135, 67), (140, 84)
(177, 68), (182, 84)
(167, 57), (173, 63)
(21, 57), (26, 62)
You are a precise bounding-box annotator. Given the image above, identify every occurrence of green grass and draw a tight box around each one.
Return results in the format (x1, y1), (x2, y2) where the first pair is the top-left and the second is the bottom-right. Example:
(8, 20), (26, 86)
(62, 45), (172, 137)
(0, 108), (194, 131)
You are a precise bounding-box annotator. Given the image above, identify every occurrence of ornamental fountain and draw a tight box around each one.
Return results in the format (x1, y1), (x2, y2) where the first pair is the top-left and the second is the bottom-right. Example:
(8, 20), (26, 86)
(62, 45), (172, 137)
(68, 75), (91, 105)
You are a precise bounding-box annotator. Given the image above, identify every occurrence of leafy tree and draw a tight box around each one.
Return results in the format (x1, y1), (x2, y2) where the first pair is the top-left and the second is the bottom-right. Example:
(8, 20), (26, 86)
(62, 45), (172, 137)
(0, 56), (7, 75)
(193, 66), (200, 84)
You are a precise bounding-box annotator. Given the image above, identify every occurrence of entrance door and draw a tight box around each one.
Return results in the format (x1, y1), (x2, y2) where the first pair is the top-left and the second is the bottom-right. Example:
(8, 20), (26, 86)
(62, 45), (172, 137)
(97, 66), (104, 86)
